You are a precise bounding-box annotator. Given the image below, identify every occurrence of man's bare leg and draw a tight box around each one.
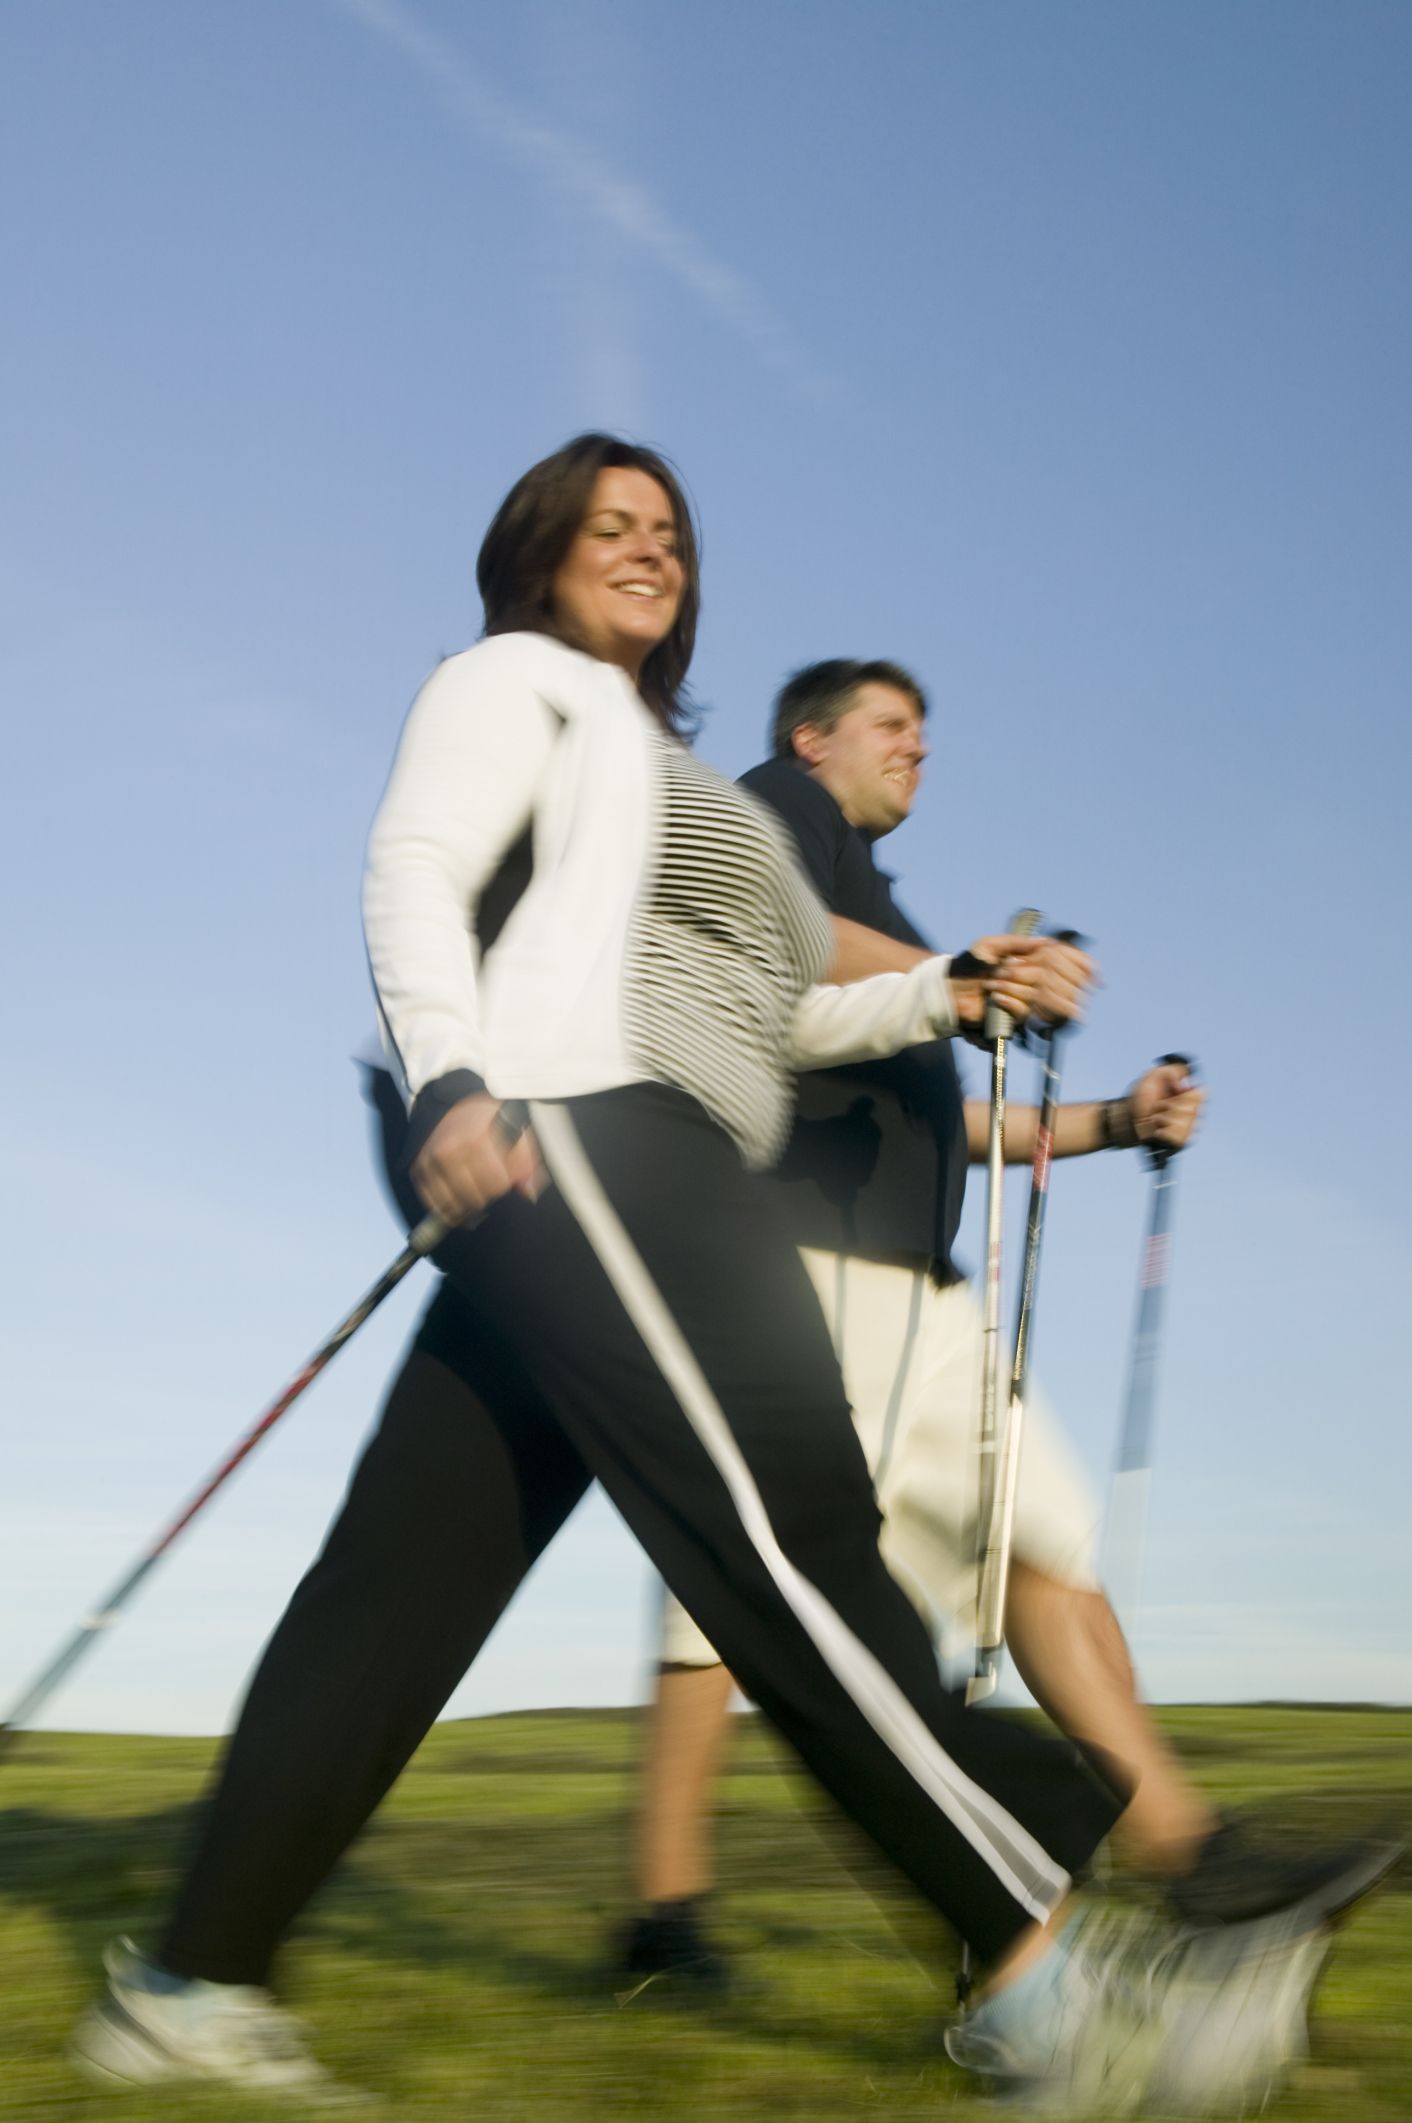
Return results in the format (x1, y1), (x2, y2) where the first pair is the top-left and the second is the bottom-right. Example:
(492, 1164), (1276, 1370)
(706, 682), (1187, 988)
(635, 1662), (736, 1904)
(1003, 1561), (1217, 1871)
(629, 1657), (1083, 2000)
(633, 1584), (1213, 1909)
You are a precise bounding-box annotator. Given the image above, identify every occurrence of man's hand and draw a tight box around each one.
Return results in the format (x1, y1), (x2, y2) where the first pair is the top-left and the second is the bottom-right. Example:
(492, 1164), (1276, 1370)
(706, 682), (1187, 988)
(410, 1093), (544, 1227)
(1129, 1060), (1205, 1154)
(951, 935), (1099, 1034)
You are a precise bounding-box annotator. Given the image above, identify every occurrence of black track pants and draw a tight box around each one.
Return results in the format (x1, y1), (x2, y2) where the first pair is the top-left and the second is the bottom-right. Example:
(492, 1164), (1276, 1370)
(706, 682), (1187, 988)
(163, 1086), (1122, 1984)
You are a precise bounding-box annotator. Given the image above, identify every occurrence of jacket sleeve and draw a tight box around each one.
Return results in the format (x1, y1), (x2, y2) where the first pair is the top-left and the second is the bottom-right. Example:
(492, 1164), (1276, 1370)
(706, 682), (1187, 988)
(362, 639), (558, 1107)
(787, 955), (960, 1070)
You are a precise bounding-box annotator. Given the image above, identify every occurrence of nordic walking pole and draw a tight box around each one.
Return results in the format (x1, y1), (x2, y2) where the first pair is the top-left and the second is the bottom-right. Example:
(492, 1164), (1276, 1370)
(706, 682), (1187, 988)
(955, 911), (1041, 2010)
(0, 1101), (530, 1758)
(967, 908), (1040, 1708)
(1101, 1058), (1194, 1637)
(971, 931), (1083, 1697)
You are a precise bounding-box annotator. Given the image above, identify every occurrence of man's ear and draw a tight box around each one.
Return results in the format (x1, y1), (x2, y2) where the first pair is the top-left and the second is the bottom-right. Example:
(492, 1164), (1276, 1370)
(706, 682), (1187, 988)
(793, 722), (826, 767)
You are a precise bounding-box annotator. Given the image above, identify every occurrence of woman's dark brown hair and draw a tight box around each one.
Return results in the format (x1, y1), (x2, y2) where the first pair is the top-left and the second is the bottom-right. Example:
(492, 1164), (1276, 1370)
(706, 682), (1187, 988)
(476, 433), (701, 735)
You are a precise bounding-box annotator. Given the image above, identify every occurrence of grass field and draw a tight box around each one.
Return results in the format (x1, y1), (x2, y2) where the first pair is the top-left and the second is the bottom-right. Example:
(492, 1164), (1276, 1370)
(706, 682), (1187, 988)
(1, 1705), (1407, 2120)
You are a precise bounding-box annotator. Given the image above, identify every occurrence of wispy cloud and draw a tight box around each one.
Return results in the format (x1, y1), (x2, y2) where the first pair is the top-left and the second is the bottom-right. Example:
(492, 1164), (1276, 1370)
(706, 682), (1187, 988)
(333, 0), (837, 401)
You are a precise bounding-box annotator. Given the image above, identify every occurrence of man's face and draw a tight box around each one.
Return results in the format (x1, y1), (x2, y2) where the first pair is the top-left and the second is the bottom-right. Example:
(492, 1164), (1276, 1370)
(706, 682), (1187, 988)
(795, 682), (926, 836)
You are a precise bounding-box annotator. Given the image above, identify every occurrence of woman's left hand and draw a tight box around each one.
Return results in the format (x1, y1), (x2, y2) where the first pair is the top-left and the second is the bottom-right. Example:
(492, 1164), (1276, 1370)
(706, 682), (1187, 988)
(955, 934), (1098, 1030)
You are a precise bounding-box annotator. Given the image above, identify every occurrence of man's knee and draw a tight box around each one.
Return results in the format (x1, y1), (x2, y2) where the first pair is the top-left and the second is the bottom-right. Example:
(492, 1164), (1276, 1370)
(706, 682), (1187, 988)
(659, 1591), (725, 1670)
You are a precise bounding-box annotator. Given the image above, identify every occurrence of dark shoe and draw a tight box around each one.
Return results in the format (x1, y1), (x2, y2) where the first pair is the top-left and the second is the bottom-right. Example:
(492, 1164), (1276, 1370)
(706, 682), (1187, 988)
(614, 1899), (734, 2002)
(1168, 1819), (1403, 1929)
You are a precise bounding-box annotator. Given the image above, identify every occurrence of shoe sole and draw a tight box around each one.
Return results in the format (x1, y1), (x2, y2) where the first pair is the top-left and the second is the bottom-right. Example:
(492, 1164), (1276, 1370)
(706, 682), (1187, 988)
(69, 2000), (377, 2111)
(1299, 1839), (1404, 1926)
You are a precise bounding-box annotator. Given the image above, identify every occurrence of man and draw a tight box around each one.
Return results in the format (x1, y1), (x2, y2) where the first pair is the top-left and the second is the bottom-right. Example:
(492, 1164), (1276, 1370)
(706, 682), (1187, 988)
(620, 658), (1354, 1992)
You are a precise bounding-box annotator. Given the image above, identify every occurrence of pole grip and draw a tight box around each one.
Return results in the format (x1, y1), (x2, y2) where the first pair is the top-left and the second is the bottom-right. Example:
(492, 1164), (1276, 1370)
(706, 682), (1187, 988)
(407, 1098), (532, 1255)
(1145, 1054), (1196, 1172)
(983, 908), (1041, 1041)
(1035, 927), (1085, 1047)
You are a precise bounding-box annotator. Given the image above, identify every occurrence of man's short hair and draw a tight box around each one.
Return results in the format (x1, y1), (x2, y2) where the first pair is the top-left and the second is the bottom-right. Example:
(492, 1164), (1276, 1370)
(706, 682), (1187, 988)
(771, 658), (928, 759)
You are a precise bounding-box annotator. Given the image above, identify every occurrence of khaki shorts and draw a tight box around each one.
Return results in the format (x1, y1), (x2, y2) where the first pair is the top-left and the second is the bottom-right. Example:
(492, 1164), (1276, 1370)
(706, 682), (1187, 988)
(661, 1249), (1100, 1667)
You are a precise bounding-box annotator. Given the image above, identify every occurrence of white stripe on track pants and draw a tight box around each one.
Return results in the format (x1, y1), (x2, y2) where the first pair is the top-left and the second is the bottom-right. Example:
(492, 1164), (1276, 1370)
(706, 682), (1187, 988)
(162, 1085), (1123, 1987)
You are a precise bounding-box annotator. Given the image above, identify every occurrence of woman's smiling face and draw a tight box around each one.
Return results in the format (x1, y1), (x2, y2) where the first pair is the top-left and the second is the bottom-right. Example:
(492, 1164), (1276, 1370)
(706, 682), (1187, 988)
(551, 465), (686, 681)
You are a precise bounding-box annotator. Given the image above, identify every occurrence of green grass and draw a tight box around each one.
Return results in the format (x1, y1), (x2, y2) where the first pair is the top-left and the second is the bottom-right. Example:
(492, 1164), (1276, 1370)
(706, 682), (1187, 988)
(1, 1706), (1408, 2119)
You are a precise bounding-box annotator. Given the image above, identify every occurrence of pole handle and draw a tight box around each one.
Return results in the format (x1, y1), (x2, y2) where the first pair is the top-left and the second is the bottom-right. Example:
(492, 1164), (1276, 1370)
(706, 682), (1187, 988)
(1145, 1054), (1196, 1172)
(1031, 926), (1086, 1050)
(983, 907), (1041, 1042)
(406, 1097), (532, 1255)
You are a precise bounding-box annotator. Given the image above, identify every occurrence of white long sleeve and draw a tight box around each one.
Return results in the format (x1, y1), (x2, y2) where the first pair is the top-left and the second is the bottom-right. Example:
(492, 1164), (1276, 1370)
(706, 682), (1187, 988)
(362, 640), (559, 1098)
(788, 954), (959, 1070)
(361, 630), (960, 1165)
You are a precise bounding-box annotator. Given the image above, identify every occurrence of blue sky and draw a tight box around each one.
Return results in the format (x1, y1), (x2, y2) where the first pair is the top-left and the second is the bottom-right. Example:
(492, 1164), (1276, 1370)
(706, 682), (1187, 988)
(2, 0), (1409, 1735)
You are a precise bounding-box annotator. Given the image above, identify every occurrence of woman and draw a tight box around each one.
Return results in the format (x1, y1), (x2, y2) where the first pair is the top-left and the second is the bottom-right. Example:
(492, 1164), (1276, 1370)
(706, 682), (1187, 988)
(73, 436), (1308, 2113)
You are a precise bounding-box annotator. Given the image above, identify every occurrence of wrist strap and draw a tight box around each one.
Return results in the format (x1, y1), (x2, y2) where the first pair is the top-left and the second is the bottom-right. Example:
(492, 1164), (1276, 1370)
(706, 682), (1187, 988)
(1099, 1096), (1140, 1151)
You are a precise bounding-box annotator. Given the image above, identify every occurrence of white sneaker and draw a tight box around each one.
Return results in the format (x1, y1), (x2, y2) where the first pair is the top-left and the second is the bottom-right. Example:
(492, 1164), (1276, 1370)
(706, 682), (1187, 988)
(70, 1938), (372, 2109)
(1142, 1906), (1332, 2115)
(945, 1912), (1152, 2114)
(945, 1902), (1328, 2116)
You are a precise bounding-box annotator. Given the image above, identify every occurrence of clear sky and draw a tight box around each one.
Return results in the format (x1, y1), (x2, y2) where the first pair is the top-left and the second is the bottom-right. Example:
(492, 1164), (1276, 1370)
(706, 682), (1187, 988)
(3, 0), (1409, 1735)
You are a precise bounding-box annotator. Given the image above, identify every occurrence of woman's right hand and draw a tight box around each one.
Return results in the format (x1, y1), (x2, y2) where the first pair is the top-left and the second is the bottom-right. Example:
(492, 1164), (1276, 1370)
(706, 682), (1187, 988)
(410, 1094), (544, 1228)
